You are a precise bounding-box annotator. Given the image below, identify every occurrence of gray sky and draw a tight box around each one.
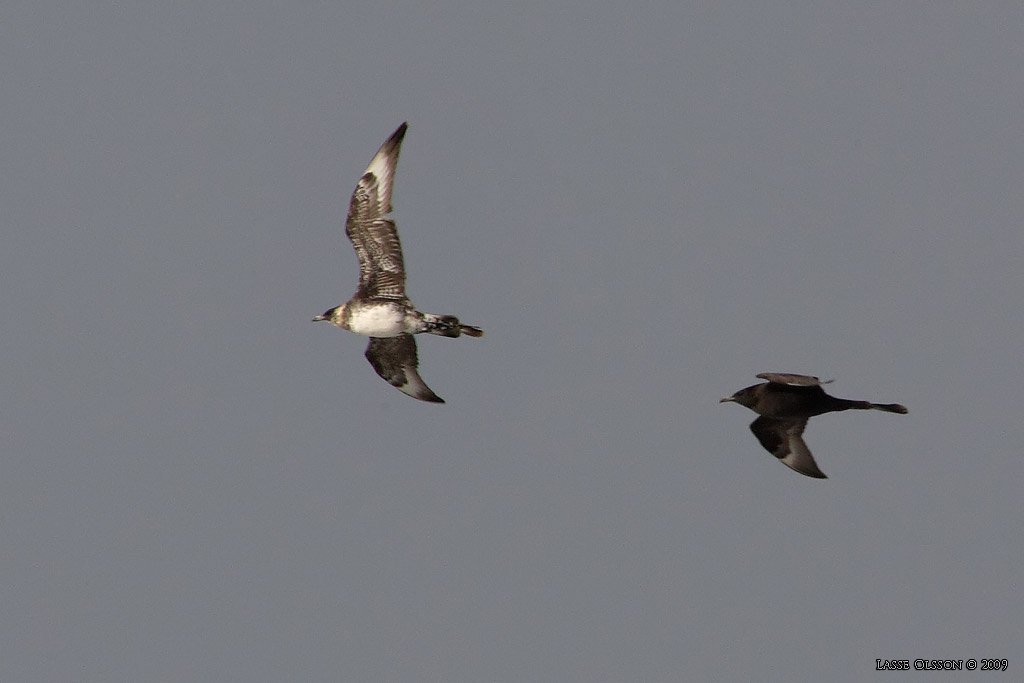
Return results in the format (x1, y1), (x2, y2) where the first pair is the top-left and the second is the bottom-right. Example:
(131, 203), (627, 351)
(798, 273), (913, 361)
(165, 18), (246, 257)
(3, 1), (1022, 681)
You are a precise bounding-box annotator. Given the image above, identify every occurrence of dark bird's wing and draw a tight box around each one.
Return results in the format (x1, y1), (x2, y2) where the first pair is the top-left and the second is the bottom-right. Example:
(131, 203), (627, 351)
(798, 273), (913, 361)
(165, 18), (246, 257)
(756, 372), (829, 387)
(365, 335), (444, 403)
(750, 416), (827, 479)
(345, 123), (409, 301)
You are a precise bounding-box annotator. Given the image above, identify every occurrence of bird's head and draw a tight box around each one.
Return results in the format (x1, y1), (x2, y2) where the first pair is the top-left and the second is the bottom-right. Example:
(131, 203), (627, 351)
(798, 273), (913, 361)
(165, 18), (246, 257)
(720, 385), (759, 409)
(313, 304), (345, 326)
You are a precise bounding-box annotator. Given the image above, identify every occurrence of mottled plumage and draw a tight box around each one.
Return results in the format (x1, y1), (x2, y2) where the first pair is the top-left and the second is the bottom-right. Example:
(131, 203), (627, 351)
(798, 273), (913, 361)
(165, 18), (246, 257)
(720, 373), (908, 479)
(314, 123), (482, 402)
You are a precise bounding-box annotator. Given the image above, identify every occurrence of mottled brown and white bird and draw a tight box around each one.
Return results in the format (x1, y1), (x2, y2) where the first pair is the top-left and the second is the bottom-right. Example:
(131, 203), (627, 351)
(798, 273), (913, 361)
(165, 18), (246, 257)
(314, 123), (482, 403)
(720, 372), (907, 479)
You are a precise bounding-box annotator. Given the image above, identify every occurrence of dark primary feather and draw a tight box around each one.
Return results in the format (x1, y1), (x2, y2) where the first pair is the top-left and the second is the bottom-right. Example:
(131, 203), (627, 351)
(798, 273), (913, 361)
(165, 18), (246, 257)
(365, 335), (444, 403)
(749, 416), (826, 479)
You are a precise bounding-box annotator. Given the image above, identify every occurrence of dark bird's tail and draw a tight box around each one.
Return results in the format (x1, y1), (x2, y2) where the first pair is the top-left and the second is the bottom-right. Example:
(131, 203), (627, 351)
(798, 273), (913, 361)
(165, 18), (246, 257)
(869, 402), (908, 414)
(842, 400), (908, 414)
(422, 313), (483, 338)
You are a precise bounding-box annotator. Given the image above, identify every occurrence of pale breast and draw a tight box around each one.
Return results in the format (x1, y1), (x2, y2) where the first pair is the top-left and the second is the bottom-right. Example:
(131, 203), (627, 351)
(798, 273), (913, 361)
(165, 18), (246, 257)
(345, 302), (407, 337)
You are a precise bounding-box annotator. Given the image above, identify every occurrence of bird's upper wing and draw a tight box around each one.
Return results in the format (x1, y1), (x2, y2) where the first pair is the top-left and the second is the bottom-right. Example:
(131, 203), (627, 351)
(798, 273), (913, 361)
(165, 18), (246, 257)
(365, 335), (444, 403)
(750, 416), (827, 479)
(345, 123), (409, 301)
(756, 372), (828, 387)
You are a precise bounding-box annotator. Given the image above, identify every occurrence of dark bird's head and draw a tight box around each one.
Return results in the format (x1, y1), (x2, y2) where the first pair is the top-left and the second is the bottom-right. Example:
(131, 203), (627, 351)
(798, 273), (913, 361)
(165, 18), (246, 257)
(720, 385), (760, 410)
(313, 304), (345, 326)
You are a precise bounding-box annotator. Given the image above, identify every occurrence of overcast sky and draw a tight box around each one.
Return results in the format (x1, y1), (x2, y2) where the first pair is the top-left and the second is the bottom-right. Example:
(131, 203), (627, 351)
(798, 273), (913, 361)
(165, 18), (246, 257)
(2, 2), (1022, 681)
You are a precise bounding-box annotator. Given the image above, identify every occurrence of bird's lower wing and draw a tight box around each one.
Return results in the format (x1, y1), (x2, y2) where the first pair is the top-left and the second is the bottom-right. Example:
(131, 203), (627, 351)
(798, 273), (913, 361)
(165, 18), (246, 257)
(750, 417), (826, 479)
(365, 335), (444, 403)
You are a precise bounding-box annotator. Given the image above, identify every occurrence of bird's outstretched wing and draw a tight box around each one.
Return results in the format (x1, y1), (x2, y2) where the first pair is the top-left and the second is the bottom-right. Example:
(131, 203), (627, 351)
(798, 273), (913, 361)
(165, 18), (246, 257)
(750, 416), (827, 479)
(365, 335), (444, 403)
(345, 123), (409, 301)
(756, 372), (831, 387)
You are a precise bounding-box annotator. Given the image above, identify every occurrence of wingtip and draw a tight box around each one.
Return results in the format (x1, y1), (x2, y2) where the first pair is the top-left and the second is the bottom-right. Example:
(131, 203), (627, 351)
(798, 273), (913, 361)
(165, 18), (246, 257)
(787, 462), (828, 479)
(398, 384), (445, 403)
(414, 389), (445, 403)
(370, 123), (408, 163)
(389, 122), (408, 144)
(394, 386), (445, 403)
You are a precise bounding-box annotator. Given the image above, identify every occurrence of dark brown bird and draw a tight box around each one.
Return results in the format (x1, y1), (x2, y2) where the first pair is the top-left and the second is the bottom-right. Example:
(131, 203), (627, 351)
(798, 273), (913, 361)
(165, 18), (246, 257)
(720, 372), (908, 479)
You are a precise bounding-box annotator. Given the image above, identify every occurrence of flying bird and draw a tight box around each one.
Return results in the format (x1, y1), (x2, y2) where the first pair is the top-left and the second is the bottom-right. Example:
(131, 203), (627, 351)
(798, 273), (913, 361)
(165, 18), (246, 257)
(720, 372), (907, 479)
(314, 123), (482, 403)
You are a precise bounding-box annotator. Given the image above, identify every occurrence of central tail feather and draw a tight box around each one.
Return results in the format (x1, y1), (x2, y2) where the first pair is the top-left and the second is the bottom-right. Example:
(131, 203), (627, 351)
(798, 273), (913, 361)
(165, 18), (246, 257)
(837, 399), (909, 414)
(422, 313), (484, 338)
(870, 402), (908, 414)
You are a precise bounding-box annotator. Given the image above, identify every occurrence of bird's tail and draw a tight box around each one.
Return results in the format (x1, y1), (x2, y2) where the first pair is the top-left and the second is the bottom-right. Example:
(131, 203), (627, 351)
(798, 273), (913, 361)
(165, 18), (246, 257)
(422, 313), (483, 338)
(870, 402), (908, 414)
(845, 400), (908, 414)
